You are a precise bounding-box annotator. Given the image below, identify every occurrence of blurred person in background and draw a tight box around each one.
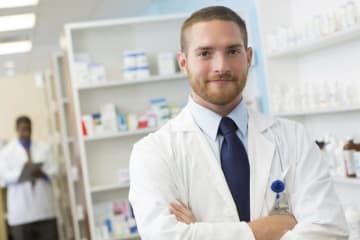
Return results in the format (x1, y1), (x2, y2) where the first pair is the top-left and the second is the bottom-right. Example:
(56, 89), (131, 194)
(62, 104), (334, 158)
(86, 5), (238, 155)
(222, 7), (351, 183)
(0, 116), (58, 240)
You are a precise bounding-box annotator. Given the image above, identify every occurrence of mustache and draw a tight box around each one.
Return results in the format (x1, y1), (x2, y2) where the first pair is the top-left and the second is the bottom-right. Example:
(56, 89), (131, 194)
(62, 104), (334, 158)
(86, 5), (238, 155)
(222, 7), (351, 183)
(209, 72), (233, 81)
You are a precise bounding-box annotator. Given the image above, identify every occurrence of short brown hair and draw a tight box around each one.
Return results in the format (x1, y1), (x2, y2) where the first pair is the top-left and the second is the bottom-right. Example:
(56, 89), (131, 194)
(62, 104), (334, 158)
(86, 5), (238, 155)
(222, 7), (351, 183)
(180, 6), (248, 52)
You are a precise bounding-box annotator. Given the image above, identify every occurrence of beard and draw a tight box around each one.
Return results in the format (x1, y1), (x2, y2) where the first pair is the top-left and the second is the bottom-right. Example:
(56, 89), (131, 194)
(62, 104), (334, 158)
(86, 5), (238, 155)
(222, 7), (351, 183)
(188, 70), (248, 106)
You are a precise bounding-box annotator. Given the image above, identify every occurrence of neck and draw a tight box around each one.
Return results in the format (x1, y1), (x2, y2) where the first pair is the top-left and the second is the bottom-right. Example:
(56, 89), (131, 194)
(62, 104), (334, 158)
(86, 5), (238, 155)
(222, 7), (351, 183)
(192, 92), (243, 117)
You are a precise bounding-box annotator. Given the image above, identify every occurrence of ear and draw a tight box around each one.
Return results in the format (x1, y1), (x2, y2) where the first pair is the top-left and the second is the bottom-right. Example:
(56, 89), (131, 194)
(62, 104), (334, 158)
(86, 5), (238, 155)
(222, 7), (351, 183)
(176, 51), (188, 76)
(246, 47), (253, 68)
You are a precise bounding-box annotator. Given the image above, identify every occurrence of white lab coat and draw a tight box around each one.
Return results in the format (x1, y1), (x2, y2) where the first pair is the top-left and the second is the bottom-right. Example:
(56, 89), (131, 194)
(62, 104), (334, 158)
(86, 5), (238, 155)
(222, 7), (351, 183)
(129, 106), (348, 240)
(0, 140), (58, 226)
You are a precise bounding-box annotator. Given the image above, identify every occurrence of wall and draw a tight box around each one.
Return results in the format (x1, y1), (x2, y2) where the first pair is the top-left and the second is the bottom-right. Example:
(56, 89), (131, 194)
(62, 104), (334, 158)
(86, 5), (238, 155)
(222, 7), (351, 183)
(0, 73), (49, 142)
(143, 0), (269, 113)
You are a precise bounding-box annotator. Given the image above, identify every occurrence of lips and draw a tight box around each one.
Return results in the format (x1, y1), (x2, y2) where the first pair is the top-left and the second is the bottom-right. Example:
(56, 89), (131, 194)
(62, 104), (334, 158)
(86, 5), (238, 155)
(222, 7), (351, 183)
(208, 79), (233, 83)
(213, 79), (231, 81)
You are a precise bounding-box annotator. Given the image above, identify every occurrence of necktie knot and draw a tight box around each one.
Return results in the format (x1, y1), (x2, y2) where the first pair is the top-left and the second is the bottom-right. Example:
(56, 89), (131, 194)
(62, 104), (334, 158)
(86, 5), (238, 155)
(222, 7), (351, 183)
(219, 117), (238, 136)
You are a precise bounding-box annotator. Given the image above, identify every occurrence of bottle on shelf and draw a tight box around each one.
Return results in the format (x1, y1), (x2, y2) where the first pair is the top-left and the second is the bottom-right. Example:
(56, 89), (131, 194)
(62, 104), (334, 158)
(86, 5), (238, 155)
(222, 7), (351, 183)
(322, 136), (338, 176)
(343, 138), (357, 178)
(353, 139), (360, 178)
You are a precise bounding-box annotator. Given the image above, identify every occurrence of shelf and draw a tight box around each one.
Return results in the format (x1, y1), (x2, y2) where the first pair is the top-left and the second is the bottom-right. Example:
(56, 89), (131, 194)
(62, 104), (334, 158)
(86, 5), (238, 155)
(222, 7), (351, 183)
(268, 23), (360, 58)
(333, 176), (360, 185)
(77, 73), (186, 90)
(83, 128), (156, 142)
(113, 234), (140, 240)
(273, 105), (360, 117)
(91, 183), (129, 193)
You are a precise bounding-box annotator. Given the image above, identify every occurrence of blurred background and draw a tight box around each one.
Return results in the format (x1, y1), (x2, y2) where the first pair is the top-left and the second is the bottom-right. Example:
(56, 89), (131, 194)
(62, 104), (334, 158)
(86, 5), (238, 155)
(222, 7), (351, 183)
(0, 0), (360, 240)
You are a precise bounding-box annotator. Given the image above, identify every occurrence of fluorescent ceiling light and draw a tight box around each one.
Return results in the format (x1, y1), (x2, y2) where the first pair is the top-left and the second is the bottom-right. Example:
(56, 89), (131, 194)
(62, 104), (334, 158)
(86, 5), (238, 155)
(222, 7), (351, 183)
(0, 13), (36, 32)
(0, 40), (32, 55)
(0, 0), (39, 9)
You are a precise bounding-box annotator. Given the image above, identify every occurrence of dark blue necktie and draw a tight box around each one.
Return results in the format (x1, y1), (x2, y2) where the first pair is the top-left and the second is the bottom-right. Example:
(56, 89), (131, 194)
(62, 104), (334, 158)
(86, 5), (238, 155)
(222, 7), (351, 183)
(219, 117), (250, 222)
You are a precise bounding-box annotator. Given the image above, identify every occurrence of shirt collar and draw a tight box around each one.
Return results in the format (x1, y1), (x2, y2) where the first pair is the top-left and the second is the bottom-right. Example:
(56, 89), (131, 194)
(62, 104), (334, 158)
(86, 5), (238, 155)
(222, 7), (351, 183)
(187, 95), (248, 141)
(18, 139), (31, 149)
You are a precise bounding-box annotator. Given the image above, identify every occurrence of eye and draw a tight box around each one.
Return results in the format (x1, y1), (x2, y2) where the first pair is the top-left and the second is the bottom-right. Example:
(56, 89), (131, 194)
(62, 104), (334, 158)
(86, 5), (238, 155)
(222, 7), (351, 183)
(228, 48), (241, 55)
(197, 50), (211, 58)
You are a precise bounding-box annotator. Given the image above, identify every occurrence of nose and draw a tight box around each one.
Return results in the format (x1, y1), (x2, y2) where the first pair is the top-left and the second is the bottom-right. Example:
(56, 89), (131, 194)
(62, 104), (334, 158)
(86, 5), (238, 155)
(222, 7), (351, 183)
(212, 52), (230, 74)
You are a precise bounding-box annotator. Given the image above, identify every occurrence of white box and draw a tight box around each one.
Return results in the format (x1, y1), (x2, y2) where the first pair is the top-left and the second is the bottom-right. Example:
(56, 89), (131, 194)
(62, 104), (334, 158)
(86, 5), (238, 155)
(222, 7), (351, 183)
(100, 104), (118, 132)
(89, 63), (106, 83)
(157, 52), (176, 75)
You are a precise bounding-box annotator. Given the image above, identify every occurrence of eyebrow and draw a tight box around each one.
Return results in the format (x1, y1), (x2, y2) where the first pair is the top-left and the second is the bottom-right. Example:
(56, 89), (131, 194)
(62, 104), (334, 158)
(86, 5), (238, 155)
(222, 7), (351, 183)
(227, 44), (244, 49)
(194, 46), (213, 52)
(194, 44), (244, 52)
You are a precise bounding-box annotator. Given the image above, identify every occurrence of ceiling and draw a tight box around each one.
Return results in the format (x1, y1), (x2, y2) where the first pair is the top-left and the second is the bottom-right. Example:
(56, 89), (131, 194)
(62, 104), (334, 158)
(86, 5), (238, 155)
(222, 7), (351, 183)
(0, 0), (153, 76)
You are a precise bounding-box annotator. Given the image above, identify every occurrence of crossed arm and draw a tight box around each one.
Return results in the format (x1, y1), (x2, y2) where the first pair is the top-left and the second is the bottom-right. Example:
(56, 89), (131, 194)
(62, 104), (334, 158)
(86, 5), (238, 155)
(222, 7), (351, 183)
(130, 126), (348, 240)
(169, 200), (297, 240)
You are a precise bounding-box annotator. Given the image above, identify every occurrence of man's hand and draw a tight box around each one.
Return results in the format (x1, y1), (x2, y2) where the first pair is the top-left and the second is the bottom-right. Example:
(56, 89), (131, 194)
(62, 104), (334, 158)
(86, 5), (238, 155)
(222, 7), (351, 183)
(170, 200), (297, 240)
(248, 214), (297, 240)
(169, 200), (196, 224)
(31, 167), (46, 179)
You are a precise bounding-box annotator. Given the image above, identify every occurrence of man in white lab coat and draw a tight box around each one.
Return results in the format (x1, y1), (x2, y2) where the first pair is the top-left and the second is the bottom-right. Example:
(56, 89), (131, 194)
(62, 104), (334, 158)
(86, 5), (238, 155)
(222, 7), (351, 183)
(0, 116), (58, 240)
(129, 6), (348, 240)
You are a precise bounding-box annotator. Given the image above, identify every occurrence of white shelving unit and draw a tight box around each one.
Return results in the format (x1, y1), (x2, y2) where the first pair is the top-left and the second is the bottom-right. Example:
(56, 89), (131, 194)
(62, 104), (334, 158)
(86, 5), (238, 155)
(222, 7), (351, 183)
(257, 0), (360, 208)
(268, 22), (360, 58)
(274, 105), (360, 117)
(83, 128), (157, 142)
(112, 234), (141, 240)
(44, 55), (81, 240)
(78, 72), (185, 90)
(112, 234), (140, 240)
(46, 52), (93, 240)
(49, 52), (92, 240)
(64, 14), (190, 240)
(90, 183), (129, 194)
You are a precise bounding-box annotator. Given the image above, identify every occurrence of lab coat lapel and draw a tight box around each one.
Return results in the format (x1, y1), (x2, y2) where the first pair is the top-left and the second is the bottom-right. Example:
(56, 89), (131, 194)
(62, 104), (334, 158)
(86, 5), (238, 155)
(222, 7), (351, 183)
(195, 130), (239, 218)
(248, 110), (275, 220)
(172, 108), (239, 219)
(14, 141), (28, 165)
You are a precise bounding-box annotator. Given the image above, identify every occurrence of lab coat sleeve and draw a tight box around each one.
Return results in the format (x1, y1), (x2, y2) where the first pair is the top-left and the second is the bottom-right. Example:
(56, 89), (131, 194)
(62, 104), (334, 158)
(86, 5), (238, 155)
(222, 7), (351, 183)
(0, 148), (22, 185)
(281, 124), (348, 240)
(41, 145), (58, 177)
(129, 136), (255, 240)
